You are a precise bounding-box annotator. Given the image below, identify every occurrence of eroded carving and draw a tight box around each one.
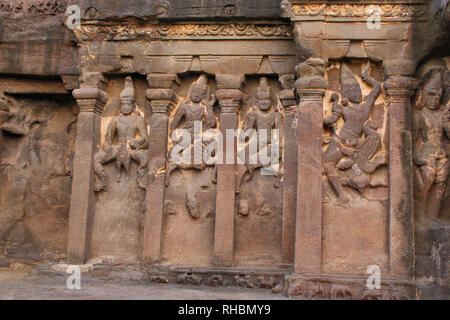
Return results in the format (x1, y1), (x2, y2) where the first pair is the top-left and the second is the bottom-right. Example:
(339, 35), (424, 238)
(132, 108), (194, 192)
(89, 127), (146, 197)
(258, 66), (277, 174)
(234, 275), (255, 288)
(323, 62), (386, 205)
(413, 67), (450, 219)
(177, 272), (202, 286)
(94, 76), (149, 192)
(237, 77), (283, 214)
(166, 74), (217, 219)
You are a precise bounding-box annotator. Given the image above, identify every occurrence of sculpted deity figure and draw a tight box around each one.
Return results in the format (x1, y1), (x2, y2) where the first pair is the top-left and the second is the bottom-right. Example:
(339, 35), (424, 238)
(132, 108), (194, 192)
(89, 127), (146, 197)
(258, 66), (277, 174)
(413, 68), (450, 219)
(166, 74), (217, 219)
(241, 77), (282, 187)
(166, 74), (217, 182)
(94, 76), (149, 192)
(323, 62), (383, 204)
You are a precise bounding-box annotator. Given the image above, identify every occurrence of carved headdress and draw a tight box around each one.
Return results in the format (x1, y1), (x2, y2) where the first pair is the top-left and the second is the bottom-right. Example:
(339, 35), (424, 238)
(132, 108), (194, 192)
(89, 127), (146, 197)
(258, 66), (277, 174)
(120, 76), (136, 103)
(191, 74), (208, 92)
(423, 69), (443, 91)
(256, 77), (272, 100)
(340, 63), (362, 104)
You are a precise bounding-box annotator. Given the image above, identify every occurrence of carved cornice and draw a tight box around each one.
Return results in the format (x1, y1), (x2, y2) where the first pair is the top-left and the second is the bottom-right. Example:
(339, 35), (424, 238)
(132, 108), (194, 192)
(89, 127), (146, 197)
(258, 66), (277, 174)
(75, 23), (293, 41)
(0, 0), (67, 15)
(282, 1), (428, 19)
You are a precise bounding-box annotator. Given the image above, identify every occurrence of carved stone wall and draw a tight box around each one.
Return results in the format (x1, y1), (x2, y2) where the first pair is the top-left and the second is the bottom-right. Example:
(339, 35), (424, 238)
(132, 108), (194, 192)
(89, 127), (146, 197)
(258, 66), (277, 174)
(0, 0), (449, 299)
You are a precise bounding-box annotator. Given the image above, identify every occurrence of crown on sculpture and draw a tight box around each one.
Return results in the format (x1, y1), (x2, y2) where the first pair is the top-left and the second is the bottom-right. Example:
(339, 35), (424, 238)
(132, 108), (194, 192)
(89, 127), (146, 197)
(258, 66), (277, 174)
(423, 69), (443, 91)
(256, 77), (272, 100)
(120, 76), (136, 103)
(191, 74), (208, 91)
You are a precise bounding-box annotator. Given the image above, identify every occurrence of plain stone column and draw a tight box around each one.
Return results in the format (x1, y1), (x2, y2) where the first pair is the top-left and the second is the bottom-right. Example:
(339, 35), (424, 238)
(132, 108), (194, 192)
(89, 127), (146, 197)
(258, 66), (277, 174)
(67, 74), (108, 264)
(384, 75), (418, 279)
(294, 58), (327, 274)
(213, 74), (244, 267)
(143, 74), (178, 263)
(279, 74), (298, 265)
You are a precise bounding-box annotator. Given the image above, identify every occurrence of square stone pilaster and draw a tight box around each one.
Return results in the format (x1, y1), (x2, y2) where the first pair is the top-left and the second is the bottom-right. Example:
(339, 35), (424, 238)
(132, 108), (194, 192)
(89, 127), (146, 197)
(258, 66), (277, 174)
(384, 71), (419, 280)
(67, 72), (108, 264)
(279, 74), (298, 266)
(142, 74), (179, 263)
(294, 58), (327, 274)
(213, 74), (245, 267)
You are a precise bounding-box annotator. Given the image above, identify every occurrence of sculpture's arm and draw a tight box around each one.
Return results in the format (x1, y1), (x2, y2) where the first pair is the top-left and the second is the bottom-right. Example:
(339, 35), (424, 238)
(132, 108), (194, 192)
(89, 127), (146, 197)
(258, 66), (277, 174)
(170, 103), (185, 132)
(206, 94), (217, 128)
(243, 110), (256, 131)
(444, 105), (450, 139)
(135, 117), (149, 150)
(105, 118), (116, 148)
(324, 103), (343, 126)
(412, 114), (427, 166)
(360, 61), (381, 117)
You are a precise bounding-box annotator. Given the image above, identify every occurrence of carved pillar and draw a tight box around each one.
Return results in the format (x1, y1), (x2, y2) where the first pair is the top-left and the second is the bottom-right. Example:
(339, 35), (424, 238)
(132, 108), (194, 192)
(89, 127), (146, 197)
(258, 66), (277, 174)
(143, 74), (179, 263)
(384, 71), (418, 279)
(67, 73), (108, 264)
(213, 74), (244, 267)
(294, 59), (327, 273)
(279, 74), (297, 265)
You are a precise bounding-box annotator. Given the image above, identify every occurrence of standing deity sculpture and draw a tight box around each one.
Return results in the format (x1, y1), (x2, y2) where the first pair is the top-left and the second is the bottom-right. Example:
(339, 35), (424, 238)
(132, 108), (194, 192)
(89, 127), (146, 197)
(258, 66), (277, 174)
(237, 77), (283, 216)
(94, 76), (149, 192)
(413, 68), (450, 219)
(166, 74), (217, 219)
(240, 77), (282, 188)
(323, 62), (386, 204)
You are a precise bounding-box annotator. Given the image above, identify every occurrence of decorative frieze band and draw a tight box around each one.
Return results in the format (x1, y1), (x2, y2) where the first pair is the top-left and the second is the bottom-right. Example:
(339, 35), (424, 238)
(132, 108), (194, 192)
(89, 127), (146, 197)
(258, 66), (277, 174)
(282, 2), (428, 19)
(75, 23), (293, 41)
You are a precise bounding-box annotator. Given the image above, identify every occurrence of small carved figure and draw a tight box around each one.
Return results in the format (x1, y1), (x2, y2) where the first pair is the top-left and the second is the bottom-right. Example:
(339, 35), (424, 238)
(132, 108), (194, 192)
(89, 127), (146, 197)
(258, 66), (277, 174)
(93, 76), (149, 192)
(361, 290), (383, 300)
(176, 272), (202, 286)
(330, 284), (353, 300)
(413, 68), (450, 219)
(207, 274), (224, 287)
(323, 62), (383, 204)
(234, 275), (255, 288)
(256, 276), (278, 289)
(290, 281), (325, 299)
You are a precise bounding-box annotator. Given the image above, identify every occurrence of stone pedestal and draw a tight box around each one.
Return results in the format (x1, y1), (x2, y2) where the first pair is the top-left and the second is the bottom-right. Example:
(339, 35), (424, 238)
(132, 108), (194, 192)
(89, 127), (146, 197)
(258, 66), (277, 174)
(143, 74), (179, 263)
(213, 75), (244, 267)
(67, 73), (108, 264)
(384, 75), (418, 279)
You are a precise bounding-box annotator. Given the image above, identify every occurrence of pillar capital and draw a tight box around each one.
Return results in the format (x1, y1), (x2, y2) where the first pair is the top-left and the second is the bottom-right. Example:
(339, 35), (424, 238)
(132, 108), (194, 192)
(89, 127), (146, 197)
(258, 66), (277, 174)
(384, 76), (419, 103)
(279, 74), (297, 113)
(72, 87), (108, 116)
(146, 73), (179, 116)
(295, 58), (328, 93)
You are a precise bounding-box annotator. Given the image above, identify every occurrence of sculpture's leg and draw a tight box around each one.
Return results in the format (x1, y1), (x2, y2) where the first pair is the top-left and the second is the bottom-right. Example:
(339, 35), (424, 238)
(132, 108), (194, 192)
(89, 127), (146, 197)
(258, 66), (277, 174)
(420, 163), (436, 203)
(165, 163), (177, 187)
(324, 162), (349, 204)
(93, 150), (116, 192)
(235, 164), (248, 194)
(131, 150), (148, 190)
(185, 188), (200, 219)
(427, 158), (449, 219)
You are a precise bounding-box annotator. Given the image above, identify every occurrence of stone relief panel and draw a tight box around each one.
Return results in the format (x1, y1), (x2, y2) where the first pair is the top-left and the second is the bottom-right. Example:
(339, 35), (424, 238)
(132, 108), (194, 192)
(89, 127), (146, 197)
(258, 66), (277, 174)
(89, 76), (150, 263)
(162, 74), (218, 266)
(0, 92), (76, 261)
(234, 76), (283, 266)
(321, 60), (389, 274)
(161, 74), (284, 267)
